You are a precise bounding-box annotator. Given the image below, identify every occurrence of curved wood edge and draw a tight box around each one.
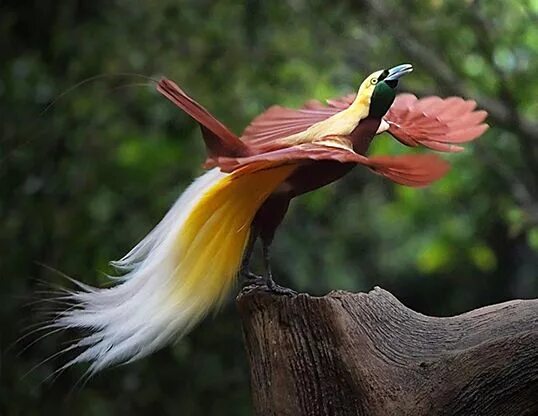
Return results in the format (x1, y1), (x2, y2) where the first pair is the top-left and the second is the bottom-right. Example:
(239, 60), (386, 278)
(236, 286), (538, 416)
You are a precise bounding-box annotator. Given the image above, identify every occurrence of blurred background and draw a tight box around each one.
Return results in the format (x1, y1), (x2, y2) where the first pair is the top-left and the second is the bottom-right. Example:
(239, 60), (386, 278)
(1, 0), (537, 414)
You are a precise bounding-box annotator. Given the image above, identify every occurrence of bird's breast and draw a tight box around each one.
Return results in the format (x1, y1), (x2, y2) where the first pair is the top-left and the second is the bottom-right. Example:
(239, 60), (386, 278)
(349, 116), (382, 154)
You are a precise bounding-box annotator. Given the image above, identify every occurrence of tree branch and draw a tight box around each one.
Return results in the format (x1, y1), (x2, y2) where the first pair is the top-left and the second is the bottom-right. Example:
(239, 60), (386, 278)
(238, 286), (538, 416)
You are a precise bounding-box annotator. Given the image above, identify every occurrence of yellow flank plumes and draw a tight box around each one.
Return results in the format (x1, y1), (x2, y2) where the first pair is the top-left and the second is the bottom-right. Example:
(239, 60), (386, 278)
(48, 164), (297, 372)
(169, 164), (296, 319)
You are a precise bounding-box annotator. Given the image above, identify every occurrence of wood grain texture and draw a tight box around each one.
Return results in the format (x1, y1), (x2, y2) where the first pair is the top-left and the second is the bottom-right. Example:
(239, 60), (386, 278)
(237, 286), (538, 416)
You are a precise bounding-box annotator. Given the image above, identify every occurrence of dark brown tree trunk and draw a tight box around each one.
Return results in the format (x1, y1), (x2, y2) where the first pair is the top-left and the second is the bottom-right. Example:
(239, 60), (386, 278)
(237, 286), (538, 416)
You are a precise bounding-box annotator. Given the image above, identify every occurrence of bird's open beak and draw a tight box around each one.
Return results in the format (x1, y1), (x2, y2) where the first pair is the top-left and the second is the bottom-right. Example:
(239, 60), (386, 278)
(385, 64), (413, 81)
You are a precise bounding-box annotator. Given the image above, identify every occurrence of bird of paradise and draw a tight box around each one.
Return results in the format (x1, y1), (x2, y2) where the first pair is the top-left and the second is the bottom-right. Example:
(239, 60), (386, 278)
(48, 64), (488, 373)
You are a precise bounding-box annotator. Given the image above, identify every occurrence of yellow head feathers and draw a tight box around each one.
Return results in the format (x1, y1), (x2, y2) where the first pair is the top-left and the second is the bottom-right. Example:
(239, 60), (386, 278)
(355, 69), (385, 106)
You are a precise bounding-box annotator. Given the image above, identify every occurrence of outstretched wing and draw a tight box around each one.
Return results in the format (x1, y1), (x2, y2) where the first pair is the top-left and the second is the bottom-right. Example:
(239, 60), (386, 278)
(157, 78), (249, 158)
(240, 92), (487, 153)
(215, 136), (449, 188)
(385, 94), (489, 152)
(240, 94), (355, 151)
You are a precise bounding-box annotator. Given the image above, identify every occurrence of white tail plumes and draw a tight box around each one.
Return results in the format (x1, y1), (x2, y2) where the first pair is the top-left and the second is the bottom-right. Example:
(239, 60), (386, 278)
(46, 164), (295, 375)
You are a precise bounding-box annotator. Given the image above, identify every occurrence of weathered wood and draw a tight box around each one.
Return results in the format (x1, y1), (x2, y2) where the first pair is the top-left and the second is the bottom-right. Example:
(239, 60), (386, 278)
(237, 286), (538, 416)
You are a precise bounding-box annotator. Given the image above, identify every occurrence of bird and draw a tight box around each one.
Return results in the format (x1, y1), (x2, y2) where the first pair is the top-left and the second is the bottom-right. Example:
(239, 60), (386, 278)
(47, 64), (488, 374)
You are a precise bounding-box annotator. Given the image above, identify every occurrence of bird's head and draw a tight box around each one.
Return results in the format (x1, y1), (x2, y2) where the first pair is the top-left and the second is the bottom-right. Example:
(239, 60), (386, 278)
(357, 64), (413, 119)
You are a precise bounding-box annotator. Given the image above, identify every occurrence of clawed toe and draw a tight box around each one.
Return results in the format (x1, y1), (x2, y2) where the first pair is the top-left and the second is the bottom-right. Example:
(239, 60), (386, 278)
(240, 272), (297, 296)
(266, 278), (297, 296)
(240, 270), (263, 285)
(267, 283), (297, 296)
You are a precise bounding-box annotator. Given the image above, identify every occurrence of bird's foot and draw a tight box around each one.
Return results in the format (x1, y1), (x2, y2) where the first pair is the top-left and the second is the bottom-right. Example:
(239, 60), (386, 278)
(240, 270), (264, 286)
(265, 277), (297, 297)
(241, 271), (297, 296)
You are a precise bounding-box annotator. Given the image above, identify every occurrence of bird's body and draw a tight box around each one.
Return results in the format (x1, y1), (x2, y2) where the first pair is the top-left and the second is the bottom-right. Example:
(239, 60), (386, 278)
(253, 116), (382, 246)
(270, 90), (370, 147)
(46, 65), (488, 373)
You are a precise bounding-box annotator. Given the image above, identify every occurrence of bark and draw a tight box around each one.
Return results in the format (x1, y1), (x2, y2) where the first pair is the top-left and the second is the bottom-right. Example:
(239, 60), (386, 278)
(237, 286), (538, 416)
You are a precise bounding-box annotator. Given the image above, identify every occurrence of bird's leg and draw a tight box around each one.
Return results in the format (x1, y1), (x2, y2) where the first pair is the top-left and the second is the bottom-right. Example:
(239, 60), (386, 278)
(239, 229), (262, 285)
(262, 240), (297, 296)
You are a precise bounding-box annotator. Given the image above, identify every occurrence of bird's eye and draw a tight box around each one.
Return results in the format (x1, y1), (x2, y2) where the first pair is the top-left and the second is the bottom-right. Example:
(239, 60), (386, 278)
(371, 78), (378, 85)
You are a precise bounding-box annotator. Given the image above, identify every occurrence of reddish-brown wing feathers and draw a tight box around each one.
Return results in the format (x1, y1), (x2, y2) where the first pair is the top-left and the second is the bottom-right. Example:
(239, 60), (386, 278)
(215, 141), (449, 187)
(241, 92), (487, 153)
(240, 94), (355, 151)
(157, 78), (249, 158)
(367, 154), (449, 187)
(385, 94), (488, 152)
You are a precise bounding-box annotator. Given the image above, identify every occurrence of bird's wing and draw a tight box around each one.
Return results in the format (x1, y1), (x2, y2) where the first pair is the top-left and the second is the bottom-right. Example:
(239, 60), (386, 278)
(240, 94), (356, 151)
(216, 136), (449, 188)
(157, 78), (249, 158)
(384, 94), (489, 152)
(241, 92), (488, 153)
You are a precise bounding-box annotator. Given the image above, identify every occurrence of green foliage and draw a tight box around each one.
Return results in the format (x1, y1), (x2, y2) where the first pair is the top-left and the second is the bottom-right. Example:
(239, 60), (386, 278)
(1, 1), (537, 415)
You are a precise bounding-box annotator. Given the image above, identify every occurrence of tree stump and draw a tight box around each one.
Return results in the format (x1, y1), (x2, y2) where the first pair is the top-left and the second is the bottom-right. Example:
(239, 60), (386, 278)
(237, 286), (538, 416)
